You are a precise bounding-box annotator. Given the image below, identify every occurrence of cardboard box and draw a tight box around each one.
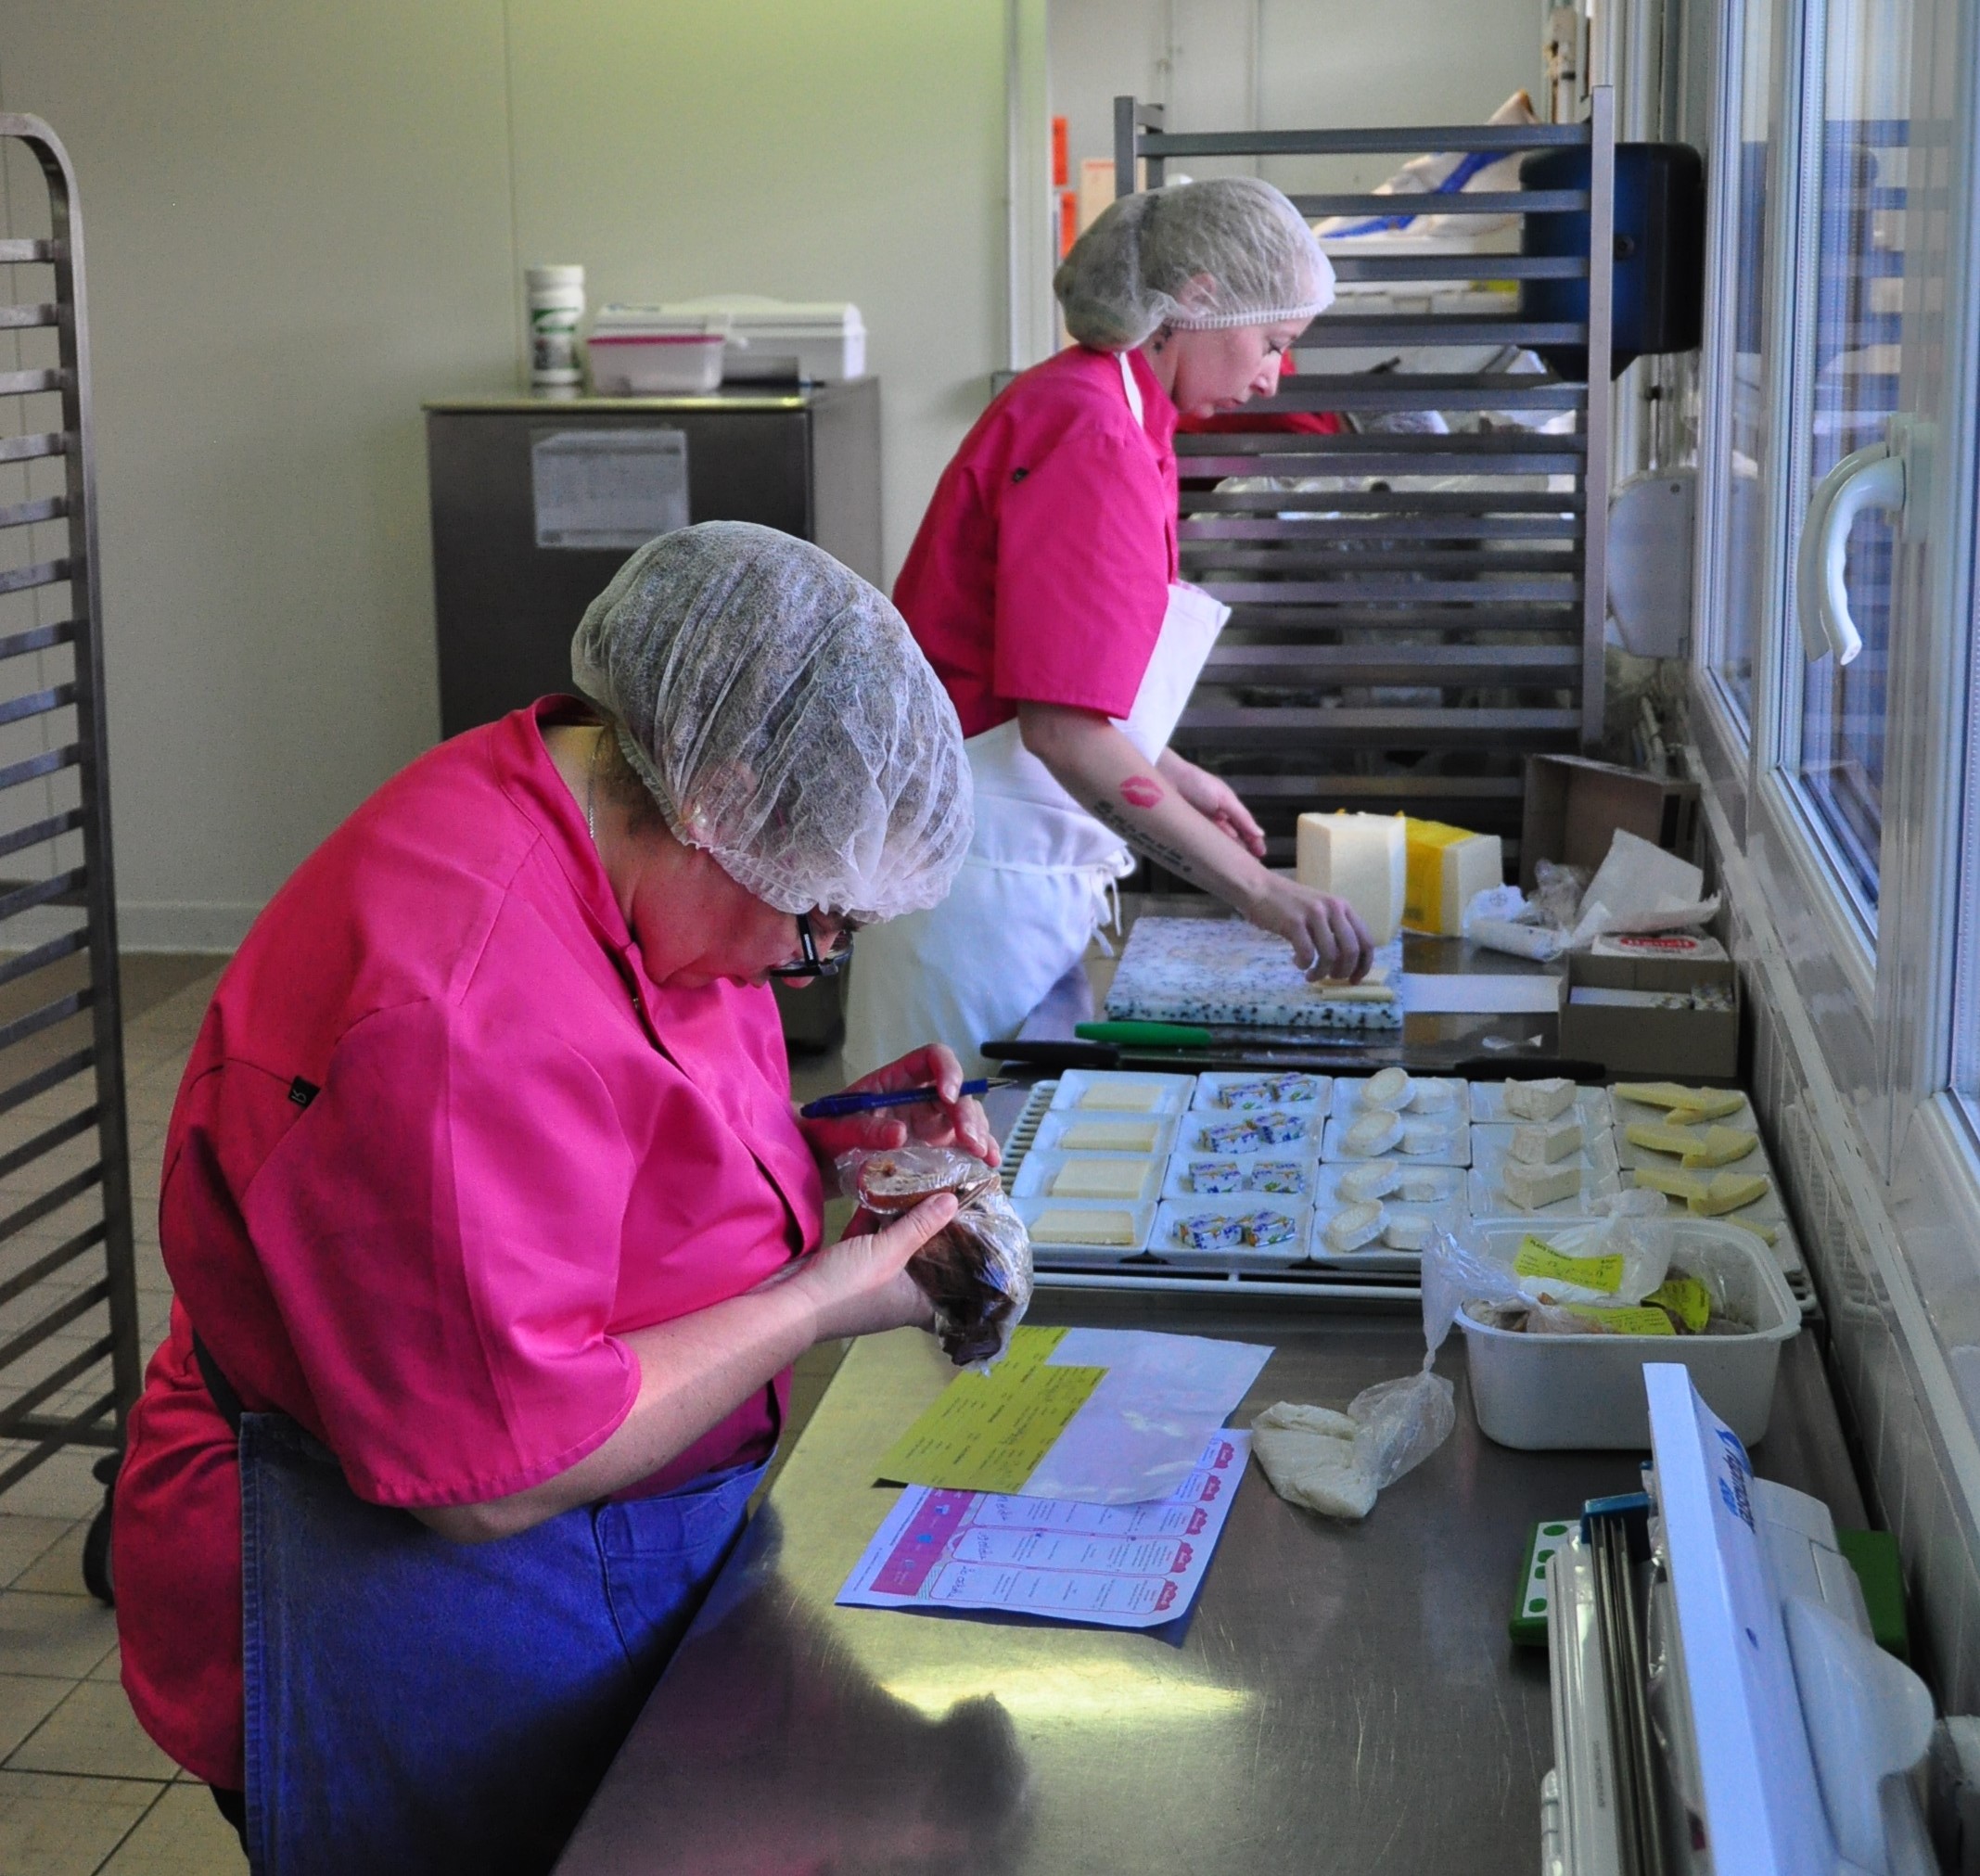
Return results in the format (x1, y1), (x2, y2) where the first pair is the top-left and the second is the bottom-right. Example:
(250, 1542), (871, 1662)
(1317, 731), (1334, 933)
(1559, 951), (1740, 1078)
(1521, 755), (1700, 891)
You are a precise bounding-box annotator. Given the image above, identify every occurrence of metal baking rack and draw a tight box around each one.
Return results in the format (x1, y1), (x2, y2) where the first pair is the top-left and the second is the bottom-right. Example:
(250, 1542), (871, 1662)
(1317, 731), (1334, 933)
(1112, 89), (1616, 871)
(0, 116), (136, 1600)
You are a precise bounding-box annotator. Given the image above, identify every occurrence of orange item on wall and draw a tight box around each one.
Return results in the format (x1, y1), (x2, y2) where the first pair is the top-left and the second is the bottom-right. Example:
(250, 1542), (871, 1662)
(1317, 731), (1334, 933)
(1051, 116), (1068, 188)
(1058, 189), (1078, 259)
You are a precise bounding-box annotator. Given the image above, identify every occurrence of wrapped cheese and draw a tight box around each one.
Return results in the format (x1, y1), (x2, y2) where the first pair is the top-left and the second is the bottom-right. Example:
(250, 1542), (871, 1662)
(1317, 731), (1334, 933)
(1402, 817), (1504, 935)
(1295, 811), (1407, 945)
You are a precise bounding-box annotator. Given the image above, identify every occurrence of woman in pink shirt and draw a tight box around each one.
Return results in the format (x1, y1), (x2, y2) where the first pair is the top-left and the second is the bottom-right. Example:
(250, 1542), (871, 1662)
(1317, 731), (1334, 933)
(844, 178), (1373, 1078)
(111, 524), (985, 1875)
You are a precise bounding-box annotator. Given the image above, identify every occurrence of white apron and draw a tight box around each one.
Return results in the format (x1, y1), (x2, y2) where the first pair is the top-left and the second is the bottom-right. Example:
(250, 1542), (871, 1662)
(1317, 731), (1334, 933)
(843, 356), (1232, 1079)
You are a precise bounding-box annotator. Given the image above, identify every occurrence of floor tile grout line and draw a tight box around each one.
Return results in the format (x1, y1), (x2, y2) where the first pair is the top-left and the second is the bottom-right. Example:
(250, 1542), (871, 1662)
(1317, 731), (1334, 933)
(90, 1776), (176, 1874)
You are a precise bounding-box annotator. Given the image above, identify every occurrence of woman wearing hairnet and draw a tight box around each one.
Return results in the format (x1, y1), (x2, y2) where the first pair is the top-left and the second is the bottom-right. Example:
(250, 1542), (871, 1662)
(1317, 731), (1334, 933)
(845, 178), (1373, 1078)
(110, 524), (985, 1875)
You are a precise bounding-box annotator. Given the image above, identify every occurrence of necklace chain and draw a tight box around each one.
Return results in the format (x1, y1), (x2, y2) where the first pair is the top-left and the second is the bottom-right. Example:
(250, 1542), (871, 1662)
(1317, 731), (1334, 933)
(584, 725), (606, 849)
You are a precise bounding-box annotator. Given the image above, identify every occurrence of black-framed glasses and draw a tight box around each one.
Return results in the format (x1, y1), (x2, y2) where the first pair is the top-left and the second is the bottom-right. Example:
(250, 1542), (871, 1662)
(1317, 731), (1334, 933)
(767, 911), (856, 982)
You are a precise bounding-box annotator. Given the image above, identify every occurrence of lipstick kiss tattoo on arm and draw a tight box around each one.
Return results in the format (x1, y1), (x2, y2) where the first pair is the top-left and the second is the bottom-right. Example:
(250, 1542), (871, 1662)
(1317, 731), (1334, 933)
(1119, 775), (1164, 810)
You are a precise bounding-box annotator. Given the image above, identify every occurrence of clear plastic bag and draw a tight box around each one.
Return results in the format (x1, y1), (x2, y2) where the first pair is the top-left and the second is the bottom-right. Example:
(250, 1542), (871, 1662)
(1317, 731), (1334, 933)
(837, 1145), (1033, 1368)
(1529, 858), (1589, 930)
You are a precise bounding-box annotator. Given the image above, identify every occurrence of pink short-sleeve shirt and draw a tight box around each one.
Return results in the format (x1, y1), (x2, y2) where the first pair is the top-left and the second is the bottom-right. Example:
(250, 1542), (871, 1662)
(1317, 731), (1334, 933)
(112, 699), (824, 1787)
(893, 344), (1180, 739)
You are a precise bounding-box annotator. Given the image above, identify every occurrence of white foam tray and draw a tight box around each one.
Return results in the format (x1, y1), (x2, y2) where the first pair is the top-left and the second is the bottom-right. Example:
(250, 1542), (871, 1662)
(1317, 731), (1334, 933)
(1190, 1070), (1333, 1113)
(1176, 1107), (1323, 1156)
(1011, 1149), (1164, 1206)
(1329, 1074), (1467, 1124)
(1154, 1194), (1311, 1265)
(1046, 1068), (1196, 1117)
(1034, 1110), (1181, 1159)
(1015, 1195), (1157, 1257)
(1320, 1114), (1471, 1167)
(1162, 1149), (1319, 1201)
(1466, 1081), (1614, 1128)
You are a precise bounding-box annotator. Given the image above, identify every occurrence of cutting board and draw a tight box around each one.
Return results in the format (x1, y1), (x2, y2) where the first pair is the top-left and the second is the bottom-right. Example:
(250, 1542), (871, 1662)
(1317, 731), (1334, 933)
(1104, 918), (1404, 1031)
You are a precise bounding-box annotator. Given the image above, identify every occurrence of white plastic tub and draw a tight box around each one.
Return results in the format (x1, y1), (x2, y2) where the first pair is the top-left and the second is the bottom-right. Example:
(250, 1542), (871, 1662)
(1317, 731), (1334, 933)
(1457, 1219), (1800, 1448)
(586, 306), (728, 394)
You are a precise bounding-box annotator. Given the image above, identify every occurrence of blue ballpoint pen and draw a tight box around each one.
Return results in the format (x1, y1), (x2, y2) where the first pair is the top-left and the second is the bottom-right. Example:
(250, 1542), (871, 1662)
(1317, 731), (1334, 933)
(798, 1078), (1000, 1120)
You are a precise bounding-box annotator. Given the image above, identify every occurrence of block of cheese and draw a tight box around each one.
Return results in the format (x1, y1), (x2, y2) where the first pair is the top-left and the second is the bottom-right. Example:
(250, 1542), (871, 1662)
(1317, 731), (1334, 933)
(1402, 817), (1504, 936)
(1078, 1079), (1163, 1111)
(1505, 1078), (1576, 1122)
(1030, 1207), (1137, 1245)
(1360, 1066), (1414, 1111)
(1501, 1159), (1582, 1210)
(1510, 1117), (1584, 1166)
(1616, 1082), (1746, 1121)
(1344, 1111), (1404, 1157)
(1059, 1119), (1159, 1153)
(1724, 1215), (1781, 1245)
(1296, 811), (1406, 945)
(1340, 1160), (1401, 1202)
(1686, 1172), (1770, 1217)
(1679, 1126), (1758, 1169)
(1051, 1159), (1150, 1199)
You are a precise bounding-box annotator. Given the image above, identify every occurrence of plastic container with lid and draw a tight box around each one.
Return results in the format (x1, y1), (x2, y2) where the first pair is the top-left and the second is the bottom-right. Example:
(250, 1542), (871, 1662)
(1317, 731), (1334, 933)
(586, 306), (730, 395)
(601, 296), (865, 386)
(526, 263), (585, 397)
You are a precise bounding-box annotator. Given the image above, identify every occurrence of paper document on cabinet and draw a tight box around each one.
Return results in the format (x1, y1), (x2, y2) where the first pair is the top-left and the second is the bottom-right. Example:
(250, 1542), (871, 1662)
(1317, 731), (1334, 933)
(875, 1326), (1271, 1502)
(839, 1432), (1249, 1628)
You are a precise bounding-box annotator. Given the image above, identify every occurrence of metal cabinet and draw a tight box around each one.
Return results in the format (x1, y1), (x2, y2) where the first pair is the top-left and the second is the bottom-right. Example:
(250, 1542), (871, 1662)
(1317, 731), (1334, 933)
(424, 379), (880, 738)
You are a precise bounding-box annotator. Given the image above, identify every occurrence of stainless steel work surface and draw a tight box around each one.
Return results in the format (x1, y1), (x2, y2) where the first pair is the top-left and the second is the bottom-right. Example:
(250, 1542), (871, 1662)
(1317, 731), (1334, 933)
(556, 1296), (1861, 1875)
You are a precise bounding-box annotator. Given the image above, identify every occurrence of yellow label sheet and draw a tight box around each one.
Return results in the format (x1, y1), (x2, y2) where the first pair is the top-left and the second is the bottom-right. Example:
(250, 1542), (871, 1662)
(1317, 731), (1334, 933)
(875, 1326), (1107, 1495)
(1514, 1235), (1625, 1295)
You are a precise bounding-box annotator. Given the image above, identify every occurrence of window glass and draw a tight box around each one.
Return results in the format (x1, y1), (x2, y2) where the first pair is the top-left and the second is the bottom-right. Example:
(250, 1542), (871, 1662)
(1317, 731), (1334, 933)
(1792, 0), (1910, 908)
(1713, 0), (1776, 721)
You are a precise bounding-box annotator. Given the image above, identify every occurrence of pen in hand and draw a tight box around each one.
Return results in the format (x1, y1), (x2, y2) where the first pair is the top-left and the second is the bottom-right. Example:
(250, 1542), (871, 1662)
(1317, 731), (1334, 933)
(798, 1078), (1000, 1120)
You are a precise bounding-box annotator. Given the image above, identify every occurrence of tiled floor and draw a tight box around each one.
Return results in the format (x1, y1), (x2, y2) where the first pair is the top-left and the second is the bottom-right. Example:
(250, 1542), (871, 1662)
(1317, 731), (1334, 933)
(0, 955), (855, 1873)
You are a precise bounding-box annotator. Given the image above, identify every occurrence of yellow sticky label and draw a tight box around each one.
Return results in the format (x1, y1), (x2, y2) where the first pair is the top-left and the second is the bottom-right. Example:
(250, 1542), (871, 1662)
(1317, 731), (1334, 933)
(1649, 1277), (1712, 1333)
(1565, 1305), (1678, 1335)
(875, 1326), (1106, 1495)
(1514, 1235), (1625, 1294)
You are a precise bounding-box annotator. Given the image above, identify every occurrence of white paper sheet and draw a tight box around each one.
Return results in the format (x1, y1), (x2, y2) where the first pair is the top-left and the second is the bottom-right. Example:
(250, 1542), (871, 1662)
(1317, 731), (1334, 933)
(1024, 1330), (1273, 1504)
(1399, 972), (1565, 1014)
(837, 1432), (1250, 1628)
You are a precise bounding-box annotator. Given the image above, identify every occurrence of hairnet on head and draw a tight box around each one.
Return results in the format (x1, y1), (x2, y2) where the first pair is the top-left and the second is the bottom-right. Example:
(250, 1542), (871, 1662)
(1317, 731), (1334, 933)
(1054, 176), (1335, 351)
(570, 522), (973, 925)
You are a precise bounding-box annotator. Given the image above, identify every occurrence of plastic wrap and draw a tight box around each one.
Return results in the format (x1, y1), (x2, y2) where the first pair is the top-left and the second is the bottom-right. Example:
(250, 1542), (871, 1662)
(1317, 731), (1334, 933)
(838, 1146), (1033, 1367)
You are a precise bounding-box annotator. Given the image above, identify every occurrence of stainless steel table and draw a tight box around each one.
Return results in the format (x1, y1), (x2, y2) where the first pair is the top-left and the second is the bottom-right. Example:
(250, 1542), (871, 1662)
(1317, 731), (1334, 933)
(555, 1295), (1861, 1874)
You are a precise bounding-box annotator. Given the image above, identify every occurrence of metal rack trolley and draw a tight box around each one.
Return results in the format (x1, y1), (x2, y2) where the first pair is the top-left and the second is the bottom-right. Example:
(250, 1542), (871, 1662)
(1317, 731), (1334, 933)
(0, 114), (137, 1602)
(1113, 90), (1616, 865)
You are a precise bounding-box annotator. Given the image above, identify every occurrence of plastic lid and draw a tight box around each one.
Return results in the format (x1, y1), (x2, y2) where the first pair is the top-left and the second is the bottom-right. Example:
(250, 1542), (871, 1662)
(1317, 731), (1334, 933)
(526, 263), (585, 287)
(659, 294), (863, 332)
(593, 303), (731, 335)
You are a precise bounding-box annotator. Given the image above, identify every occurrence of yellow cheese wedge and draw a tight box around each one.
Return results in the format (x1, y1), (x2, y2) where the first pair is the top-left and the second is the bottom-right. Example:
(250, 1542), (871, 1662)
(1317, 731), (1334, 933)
(1297, 812), (1406, 946)
(1630, 1165), (1709, 1203)
(1616, 1082), (1746, 1120)
(1624, 1120), (1704, 1158)
(1030, 1207), (1137, 1245)
(1679, 1126), (1758, 1169)
(1686, 1172), (1771, 1217)
(1723, 1215), (1781, 1246)
(1050, 1159), (1150, 1199)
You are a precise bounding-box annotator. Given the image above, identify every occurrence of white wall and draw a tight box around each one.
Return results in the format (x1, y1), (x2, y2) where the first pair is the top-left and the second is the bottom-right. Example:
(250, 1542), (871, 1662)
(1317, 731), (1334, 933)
(1051, 0), (1544, 193)
(0, 1), (1008, 947)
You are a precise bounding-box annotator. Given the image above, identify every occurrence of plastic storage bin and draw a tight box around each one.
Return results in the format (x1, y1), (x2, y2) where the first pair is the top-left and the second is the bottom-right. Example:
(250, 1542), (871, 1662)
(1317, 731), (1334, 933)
(1458, 1219), (1799, 1448)
(653, 296), (865, 384)
(586, 306), (728, 394)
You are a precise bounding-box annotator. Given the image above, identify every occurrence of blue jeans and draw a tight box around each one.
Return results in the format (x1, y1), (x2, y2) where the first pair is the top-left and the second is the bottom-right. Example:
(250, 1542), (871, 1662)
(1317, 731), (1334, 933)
(238, 1412), (762, 1876)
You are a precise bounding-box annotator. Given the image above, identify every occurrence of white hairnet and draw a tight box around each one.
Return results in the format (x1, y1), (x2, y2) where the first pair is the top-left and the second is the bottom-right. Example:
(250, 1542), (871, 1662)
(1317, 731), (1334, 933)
(1054, 176), (1336, 351)
(570, 522), (973, 925)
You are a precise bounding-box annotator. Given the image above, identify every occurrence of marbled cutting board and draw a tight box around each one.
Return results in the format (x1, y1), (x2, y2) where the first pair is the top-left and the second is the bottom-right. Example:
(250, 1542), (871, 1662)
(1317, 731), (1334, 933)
(1103, 918), (1404, 1030)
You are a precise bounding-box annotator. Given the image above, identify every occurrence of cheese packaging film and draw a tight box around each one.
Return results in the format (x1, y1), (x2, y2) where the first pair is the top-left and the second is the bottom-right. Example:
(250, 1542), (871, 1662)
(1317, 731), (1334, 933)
(1402, 818), (1504, 936)
(1295, 812), (1406, 945)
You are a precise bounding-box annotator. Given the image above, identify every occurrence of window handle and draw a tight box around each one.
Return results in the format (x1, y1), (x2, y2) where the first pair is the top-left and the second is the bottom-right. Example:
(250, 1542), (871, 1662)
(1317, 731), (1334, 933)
(1795, 438), (1908, 666)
